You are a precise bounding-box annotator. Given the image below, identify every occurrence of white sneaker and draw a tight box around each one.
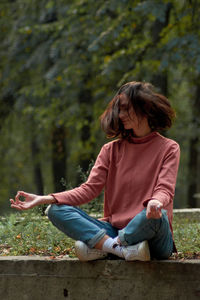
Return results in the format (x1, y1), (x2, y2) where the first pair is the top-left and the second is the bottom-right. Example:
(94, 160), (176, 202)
(75, 241), (108, 261)
(122, 240), (150, 261)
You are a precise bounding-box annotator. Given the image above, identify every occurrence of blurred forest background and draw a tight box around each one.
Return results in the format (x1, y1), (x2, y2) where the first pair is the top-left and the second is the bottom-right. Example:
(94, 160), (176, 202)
(0, 0), (200, 214)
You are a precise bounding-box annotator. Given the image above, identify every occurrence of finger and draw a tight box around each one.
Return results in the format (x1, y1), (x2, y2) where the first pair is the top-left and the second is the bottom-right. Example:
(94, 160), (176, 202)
(152, 210), (162, 219)
(11, 203), (28, 210)
(146, 209), (153, 219)
(16, 191), (29, 203)
(156, 205), (161, 211)
(11, 203), (22, 210)
(10, 198), (23, 204)
(15, 191), (23, 202)
(18, 191), (29, 197)
(149, 206), (156, 214)
(147, 208), (161, 219)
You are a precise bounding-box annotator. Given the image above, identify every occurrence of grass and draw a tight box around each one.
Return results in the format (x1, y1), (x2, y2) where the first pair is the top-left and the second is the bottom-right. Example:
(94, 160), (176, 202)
(0, 209), (199, 259)
(172, 215), (200, 259)
(0, 209), (76, 258)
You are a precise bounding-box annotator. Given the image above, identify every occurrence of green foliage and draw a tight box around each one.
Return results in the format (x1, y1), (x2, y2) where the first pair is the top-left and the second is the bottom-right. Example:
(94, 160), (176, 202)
(0, 0), (200, 210)
(0, 211), (199, 259)
(173, 215), (200, 257)
(0, 211), (75, 257)
(60, 161), (104, 215)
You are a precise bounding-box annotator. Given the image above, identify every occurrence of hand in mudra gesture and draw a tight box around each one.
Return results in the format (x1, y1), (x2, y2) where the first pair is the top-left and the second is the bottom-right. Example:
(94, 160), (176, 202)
(10, 190), (56, 210)
(146, 199), (163, 219)
(10, 191), (43, 210)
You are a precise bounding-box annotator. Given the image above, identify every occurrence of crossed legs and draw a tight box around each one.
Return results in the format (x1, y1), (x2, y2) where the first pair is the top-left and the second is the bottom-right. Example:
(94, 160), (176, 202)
(47, 204), (173, 260)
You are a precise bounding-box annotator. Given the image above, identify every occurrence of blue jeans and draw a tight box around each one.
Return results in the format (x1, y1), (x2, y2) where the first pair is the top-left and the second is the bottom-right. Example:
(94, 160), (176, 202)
(48, 204), (173, 259)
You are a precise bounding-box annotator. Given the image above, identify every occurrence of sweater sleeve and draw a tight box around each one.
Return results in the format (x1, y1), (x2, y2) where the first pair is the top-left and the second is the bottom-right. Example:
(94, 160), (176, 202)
(143, 142), (180, 208)
(51, 144), (110, 206)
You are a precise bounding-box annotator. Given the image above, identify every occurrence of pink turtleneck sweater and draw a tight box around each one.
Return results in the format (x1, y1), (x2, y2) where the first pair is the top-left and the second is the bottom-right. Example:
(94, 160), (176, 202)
(52, 132), (180, 235)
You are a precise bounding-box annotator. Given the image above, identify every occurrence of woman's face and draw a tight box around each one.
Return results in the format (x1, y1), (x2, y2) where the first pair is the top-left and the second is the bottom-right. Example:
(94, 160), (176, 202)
(118, 94), (151, 136)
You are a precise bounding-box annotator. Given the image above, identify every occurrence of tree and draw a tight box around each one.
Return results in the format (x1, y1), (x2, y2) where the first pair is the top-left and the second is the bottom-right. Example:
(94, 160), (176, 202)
(1, 0), (200, 211)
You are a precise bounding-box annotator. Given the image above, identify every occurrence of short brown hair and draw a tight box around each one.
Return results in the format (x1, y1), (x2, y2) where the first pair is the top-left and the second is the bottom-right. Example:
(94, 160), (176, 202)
(100, 81), (176, 139)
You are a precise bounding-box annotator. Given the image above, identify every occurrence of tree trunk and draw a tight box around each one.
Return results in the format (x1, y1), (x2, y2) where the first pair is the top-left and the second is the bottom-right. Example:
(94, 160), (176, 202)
(29, 115), (44, 195)
(51, 125), (67, 192)
(31, 137), (44, 195)
(187, 82), (200, 207)
(151, 2), (172, 96)
(76, 83), (93, 184)
(188, 138), (198, 207)
(150, 3), (172, 137)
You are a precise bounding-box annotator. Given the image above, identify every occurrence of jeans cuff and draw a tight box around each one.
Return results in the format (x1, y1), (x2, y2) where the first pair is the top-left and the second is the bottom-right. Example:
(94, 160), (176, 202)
(87, 229), (107, 248)
(118, 229), (129, 246)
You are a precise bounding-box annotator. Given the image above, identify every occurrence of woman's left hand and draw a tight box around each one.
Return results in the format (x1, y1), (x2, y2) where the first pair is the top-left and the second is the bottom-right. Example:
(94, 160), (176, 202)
(146, 199), (163, 219)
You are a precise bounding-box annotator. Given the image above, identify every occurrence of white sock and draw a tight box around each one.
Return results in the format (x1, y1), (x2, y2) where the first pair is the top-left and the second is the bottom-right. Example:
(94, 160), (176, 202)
(113, 236), (121, 245)
(102, 238), (124, 258)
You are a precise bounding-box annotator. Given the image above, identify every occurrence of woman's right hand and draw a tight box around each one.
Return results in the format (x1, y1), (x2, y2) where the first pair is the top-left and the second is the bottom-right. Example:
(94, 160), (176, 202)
(10, 191), (55, 210)
(146, 199), (163, 219)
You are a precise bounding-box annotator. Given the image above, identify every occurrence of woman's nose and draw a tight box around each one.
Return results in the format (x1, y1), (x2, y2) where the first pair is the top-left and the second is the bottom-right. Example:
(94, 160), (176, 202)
(119, 110), (126, 119)
(119, 111), (123, 119)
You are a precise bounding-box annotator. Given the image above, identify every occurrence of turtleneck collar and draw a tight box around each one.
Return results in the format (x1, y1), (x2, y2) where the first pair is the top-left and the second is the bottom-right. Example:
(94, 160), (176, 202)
(129, 131), (159, 144)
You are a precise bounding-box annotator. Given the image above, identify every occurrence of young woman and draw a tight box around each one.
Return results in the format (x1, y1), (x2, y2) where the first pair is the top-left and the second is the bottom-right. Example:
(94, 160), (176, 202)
(10, 81), (180, 261)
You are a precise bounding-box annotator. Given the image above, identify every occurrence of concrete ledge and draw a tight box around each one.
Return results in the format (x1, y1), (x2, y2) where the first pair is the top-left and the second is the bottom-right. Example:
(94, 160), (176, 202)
(173, 208), (200, 220)
(0, 257), (200, 300)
